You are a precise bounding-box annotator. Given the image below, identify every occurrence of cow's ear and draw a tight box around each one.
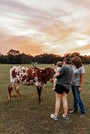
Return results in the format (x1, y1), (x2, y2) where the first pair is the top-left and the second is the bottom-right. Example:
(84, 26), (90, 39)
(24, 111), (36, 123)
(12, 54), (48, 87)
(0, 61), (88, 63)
(42, 68), (47, 73)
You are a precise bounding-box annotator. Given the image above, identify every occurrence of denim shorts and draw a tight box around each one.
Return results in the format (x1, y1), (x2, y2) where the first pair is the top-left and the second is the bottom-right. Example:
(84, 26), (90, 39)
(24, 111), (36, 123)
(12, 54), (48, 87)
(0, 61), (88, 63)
(55, 84), (69, 94)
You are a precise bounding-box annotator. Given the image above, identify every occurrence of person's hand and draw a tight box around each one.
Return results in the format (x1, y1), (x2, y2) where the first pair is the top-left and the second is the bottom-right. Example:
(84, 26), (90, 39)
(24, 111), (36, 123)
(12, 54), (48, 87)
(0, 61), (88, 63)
(78, 86), (82, 92)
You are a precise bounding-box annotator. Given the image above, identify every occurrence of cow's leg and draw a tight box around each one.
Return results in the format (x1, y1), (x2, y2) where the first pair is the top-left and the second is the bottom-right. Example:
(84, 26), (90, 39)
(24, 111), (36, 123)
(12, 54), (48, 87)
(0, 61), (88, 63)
(15, 83), (21, 100)
(8, 83), (13, 101)
(36, 86), (42, 103)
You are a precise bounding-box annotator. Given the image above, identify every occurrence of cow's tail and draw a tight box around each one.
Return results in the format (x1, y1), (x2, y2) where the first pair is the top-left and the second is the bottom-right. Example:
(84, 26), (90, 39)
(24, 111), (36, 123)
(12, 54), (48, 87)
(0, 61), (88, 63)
(8, 83), (13, 101)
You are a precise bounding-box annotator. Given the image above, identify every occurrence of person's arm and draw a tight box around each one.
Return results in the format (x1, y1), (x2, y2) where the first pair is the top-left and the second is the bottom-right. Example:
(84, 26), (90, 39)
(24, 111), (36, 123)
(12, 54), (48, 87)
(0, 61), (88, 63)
(53, 66), (64, 78)
(79, 73), (84, 91)
(53, 72), (60, 78)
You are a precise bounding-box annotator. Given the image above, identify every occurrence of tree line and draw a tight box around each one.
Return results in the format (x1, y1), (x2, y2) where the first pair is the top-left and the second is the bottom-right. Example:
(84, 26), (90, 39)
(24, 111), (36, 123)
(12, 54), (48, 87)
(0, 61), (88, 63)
(0, 49), (90, 64)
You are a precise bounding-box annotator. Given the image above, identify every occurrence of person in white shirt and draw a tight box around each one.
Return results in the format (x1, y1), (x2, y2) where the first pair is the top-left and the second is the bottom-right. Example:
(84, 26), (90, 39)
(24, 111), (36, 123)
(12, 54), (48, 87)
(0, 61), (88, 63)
(70, 56), (86, 117)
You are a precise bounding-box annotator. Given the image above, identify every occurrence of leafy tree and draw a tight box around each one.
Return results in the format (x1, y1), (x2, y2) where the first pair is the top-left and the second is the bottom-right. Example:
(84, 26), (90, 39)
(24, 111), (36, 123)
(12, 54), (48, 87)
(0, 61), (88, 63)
(0, 49), (90, 64)
(7, 49), (20, 56)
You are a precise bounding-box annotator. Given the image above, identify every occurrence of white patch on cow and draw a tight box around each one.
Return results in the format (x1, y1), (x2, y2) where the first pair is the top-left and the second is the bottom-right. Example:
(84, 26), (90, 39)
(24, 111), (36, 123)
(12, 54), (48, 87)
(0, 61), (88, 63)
(34, 81), (39, 86)
(34, 76), (38, 81)
(32, 69), (35, 74)
(23, 80), (34, 85)
(34, 81), (44, 88)
(10, 66), (28, 83)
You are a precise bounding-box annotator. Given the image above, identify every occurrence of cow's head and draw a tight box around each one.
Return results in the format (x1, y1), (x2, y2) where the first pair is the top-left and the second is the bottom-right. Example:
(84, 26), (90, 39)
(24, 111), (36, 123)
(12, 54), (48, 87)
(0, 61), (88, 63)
(33, 66), (55, 88)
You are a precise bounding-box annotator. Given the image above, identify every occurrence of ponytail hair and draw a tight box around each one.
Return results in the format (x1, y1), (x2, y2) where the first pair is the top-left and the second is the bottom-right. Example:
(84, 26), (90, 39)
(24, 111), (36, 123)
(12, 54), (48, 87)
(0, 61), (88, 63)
(63, 58), (71, 64)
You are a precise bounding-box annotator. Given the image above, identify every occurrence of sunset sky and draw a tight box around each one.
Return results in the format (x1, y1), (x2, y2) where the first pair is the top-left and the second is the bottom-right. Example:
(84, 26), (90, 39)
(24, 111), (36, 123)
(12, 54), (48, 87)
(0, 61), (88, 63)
(0, 0), (90, 56)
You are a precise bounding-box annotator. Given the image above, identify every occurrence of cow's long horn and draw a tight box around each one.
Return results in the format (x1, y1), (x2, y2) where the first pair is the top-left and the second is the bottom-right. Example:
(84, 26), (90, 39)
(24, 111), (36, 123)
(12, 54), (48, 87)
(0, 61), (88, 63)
(33, 65), (40, 69)
(33, 65), (44, 70)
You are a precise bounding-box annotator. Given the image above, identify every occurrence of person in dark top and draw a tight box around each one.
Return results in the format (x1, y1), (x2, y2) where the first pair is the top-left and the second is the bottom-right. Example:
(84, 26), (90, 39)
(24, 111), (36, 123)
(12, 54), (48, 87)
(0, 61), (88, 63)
(50, 58), (74, 120)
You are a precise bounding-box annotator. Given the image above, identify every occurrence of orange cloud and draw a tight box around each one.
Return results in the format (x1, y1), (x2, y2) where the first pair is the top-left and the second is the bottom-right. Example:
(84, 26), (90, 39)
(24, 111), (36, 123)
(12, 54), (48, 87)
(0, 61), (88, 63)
(68, 44), (90, 54)
(4, 36), (44, 55)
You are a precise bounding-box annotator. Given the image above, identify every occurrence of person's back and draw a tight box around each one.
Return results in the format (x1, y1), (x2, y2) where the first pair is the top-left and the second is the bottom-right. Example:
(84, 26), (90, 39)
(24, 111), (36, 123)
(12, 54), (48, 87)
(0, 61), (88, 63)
(57, 65), (73, 85)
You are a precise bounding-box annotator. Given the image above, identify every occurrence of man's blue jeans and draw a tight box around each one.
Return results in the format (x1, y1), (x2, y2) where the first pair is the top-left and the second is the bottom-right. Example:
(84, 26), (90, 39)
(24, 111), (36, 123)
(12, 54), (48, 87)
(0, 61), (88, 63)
(71, 85), (86, 114)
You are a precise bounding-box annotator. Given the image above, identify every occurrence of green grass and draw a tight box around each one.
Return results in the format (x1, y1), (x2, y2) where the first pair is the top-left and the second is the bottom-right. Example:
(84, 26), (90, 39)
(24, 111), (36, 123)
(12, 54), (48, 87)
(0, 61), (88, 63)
(0, 64), (90, 134)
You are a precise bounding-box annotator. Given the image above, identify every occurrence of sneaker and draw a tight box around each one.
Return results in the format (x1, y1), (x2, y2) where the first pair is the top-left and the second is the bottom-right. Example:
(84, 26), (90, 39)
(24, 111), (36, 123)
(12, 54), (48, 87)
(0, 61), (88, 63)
(80, 114), (85, 118)
(50, 114), (58, 121)
(62, 114), (69, 120)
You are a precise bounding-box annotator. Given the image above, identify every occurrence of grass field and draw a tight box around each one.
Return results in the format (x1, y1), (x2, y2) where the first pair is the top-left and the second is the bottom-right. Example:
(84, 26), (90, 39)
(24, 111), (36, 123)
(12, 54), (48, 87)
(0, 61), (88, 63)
(0, 64), (90, 134)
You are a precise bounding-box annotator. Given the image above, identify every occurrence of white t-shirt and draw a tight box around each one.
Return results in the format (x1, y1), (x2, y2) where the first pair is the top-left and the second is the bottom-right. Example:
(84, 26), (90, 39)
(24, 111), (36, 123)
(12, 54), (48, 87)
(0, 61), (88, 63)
(72, 66), (85, 86)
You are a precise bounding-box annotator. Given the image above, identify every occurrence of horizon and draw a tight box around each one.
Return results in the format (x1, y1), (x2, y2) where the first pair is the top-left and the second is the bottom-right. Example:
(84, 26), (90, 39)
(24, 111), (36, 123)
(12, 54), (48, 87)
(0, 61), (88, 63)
(1, 49), (90, 57)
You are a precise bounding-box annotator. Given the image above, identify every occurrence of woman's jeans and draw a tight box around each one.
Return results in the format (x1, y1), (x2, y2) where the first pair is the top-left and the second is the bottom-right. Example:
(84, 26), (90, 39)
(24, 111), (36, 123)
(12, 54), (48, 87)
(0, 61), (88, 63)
(71, 85), (86, 114)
